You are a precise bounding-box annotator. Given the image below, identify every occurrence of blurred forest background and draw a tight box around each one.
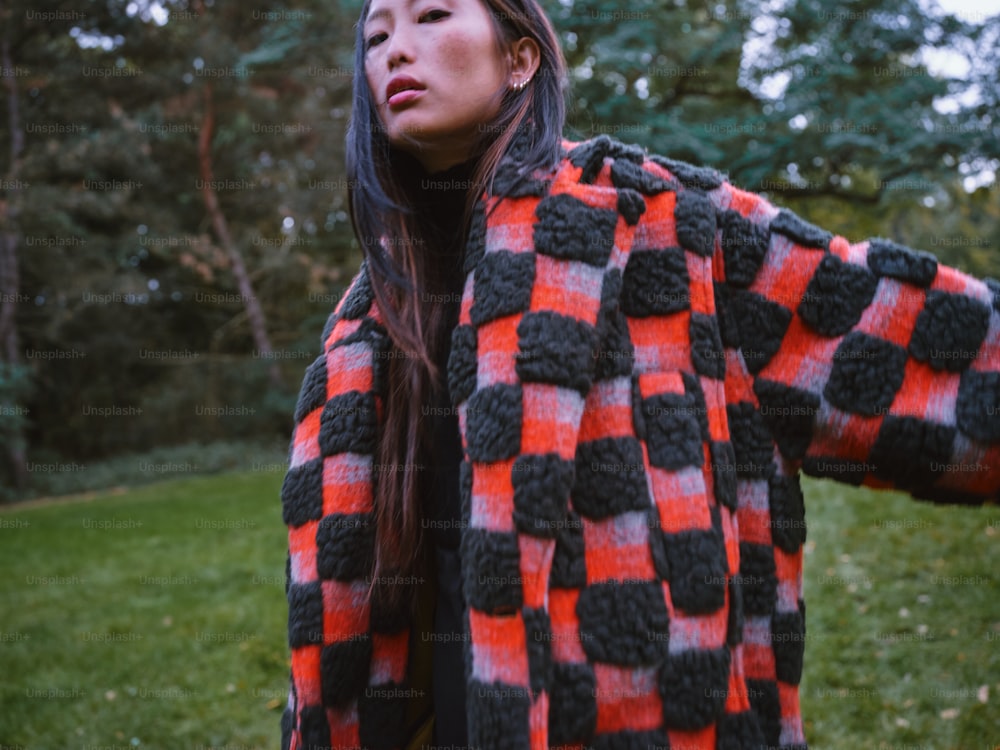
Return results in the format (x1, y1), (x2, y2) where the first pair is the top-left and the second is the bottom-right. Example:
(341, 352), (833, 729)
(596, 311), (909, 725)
(1, 0), (998, 501)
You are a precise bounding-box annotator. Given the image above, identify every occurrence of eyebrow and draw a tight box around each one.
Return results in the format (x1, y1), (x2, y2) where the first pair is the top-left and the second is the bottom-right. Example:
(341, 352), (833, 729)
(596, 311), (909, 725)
(364, 0), (415, 27)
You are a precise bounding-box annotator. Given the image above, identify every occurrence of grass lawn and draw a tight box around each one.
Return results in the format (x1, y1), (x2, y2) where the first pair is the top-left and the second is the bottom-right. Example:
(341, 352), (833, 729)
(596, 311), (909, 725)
(0, 471), (289, 750)
(797, 479), (999, 749)
(0, 472), (997, 749)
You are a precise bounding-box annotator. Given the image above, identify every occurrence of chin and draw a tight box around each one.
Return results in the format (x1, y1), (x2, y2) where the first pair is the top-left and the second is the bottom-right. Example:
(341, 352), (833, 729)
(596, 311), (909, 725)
(390, 123), (448, 149)
(383, 117), (429, 142)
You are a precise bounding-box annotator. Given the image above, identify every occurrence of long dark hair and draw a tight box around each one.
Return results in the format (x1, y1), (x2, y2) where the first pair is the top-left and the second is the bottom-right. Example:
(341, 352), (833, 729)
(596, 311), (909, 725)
(346, 0), (567, 614)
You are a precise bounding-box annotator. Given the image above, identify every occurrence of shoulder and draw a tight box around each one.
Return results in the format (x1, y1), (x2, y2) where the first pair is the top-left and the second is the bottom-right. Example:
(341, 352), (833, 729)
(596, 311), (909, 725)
(559, 137), (839, 251)
(558, 135), (726, 193)
(493, 133), (727, 207)
(544, 135), (744, 230)
(542, 135), (744, 240)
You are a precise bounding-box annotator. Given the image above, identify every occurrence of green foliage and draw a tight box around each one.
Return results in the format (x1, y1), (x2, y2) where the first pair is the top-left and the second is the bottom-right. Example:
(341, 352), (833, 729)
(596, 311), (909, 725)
(2, 0), (359, 493)
(0, 361), (33, 501)
(553, 0), (1000, 270)
(0, 361), (32, 433)
(0, 0), (998, 496)
(22, 439), (287, 499)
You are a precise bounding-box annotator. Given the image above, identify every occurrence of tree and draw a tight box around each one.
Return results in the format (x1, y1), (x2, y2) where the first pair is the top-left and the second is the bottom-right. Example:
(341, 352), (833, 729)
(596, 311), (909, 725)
(1, 0), (997, 498)
(551, 0), (999, 269)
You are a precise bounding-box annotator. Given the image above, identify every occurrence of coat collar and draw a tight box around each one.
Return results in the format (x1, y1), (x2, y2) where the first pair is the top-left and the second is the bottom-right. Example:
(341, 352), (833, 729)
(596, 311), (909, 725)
(332, 134), (659, 419)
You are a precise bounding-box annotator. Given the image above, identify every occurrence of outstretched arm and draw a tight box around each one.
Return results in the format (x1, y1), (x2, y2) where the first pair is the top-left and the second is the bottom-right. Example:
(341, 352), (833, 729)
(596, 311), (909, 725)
(713, 181), (1000, 503)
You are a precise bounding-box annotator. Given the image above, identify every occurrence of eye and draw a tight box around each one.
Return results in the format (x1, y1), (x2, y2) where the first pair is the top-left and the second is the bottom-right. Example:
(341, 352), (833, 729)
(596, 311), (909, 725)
(418, 9), (450, 22)
(365, 32), (388, 50)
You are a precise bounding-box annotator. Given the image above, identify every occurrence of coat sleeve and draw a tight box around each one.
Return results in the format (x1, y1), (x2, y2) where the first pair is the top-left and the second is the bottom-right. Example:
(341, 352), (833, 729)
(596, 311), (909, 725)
(712, 180), (1000, 504)
(280, 267), (381, 750)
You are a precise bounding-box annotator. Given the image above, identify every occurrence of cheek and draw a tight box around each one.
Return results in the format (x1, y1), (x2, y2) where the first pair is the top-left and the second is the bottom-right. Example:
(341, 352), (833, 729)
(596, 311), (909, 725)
(437, 31), (504, 85)
(365, 69), (380, 102)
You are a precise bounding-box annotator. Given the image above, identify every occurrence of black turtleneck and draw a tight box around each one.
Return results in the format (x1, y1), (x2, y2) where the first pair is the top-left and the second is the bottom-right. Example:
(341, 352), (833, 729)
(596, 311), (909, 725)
(402, 155), (474, 747)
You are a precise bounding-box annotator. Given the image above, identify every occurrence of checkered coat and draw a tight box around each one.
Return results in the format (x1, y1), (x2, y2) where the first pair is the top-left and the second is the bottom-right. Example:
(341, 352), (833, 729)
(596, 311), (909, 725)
(280, 135), (1000, 750)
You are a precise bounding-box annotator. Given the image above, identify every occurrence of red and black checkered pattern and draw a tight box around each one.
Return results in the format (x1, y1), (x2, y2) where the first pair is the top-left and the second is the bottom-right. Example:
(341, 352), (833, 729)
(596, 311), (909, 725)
(281, 134), (1000, 750)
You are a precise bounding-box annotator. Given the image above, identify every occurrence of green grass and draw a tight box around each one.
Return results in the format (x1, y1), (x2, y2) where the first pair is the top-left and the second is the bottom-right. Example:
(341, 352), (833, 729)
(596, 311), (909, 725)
(798, 478), (1000, 749)
(0, 474), (997, 749)
(0, 471), (289, 750)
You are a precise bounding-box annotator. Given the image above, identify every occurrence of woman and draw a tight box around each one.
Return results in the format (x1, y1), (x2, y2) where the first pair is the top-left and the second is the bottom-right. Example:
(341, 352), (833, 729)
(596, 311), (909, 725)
(280, 1), (1000, 748)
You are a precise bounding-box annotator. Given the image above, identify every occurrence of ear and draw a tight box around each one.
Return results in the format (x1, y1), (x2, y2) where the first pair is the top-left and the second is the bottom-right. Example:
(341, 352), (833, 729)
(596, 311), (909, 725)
(507, 37), (541, 87)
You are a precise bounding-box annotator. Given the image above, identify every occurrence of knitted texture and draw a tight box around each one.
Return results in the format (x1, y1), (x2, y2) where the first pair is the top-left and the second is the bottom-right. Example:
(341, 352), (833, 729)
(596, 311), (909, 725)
(281, 134), (1000, 750)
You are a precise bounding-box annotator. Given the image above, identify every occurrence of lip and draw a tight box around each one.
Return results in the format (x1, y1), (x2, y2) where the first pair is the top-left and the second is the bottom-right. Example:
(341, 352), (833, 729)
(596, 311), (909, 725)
(385, 75), (425, 107)
(387, 89), (424, 109)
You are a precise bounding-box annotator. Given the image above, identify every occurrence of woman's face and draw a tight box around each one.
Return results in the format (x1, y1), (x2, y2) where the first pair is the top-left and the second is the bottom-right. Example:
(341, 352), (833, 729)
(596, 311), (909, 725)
(363, 0), (510, 172)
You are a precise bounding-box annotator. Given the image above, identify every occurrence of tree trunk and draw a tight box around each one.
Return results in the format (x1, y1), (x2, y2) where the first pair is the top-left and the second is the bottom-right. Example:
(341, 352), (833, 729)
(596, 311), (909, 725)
(197, 81), (283, 387)
(0, 28), (29, 493)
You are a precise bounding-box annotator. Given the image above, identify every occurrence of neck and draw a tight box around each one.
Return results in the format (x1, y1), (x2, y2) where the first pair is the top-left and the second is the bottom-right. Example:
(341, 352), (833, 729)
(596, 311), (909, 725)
(420, 152), (468, 174)
(408, 134), (485, 174)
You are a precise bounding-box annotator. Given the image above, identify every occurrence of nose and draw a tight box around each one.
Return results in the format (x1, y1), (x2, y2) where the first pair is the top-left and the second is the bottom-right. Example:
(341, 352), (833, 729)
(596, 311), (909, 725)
(384, 24), (415, 70)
